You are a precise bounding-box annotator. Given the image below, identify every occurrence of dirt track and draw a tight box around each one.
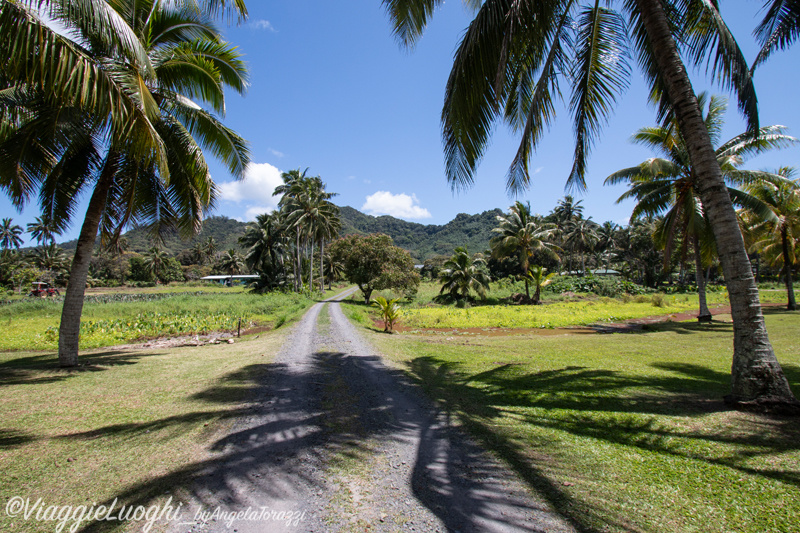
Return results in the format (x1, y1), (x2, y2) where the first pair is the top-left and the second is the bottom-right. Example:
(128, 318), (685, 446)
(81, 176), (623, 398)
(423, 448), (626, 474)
(168, 289), (576, 533)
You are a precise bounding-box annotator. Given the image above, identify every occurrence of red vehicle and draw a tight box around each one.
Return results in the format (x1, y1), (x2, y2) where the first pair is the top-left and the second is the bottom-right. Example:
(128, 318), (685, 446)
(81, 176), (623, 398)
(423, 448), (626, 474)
(29, 282), (60, 297)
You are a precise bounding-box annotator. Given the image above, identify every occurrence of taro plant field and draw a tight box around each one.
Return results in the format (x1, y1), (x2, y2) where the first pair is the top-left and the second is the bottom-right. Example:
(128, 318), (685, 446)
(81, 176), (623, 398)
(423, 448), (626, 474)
(1, 288), (314, 351)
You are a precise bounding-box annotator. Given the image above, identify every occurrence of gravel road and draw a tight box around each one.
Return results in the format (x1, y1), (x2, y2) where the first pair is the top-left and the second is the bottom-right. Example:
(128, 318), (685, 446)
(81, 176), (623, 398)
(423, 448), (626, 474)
(169, 289), (576, 533)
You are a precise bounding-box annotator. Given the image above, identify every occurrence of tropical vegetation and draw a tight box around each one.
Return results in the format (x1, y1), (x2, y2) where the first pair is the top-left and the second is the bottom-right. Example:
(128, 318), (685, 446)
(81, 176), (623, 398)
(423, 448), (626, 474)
(0, 0), (251, 367)
(380, 0), (798, 408)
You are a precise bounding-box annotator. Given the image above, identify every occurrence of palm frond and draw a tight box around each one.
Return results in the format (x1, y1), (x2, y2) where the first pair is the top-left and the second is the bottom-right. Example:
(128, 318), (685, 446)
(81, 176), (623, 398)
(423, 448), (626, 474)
(753, 0), (800, 68)
(568, 3), (631, 192)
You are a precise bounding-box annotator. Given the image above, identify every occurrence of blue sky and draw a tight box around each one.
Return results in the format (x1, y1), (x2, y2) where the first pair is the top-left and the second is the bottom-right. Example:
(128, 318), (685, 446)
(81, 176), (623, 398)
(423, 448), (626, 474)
(3, 0), (799, 246)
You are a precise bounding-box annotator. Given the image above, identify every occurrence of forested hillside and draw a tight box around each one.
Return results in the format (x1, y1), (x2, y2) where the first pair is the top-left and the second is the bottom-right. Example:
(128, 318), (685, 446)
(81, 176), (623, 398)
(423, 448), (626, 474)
(60, 208), (504, 261)
(338, 206), (502, 261)
(61, 216), (247, 255)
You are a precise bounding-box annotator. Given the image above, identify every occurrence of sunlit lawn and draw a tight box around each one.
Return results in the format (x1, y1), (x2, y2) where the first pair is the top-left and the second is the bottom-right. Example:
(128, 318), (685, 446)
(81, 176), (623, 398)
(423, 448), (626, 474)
(0, 332), (286, 533)
(364, 308), (800, 533)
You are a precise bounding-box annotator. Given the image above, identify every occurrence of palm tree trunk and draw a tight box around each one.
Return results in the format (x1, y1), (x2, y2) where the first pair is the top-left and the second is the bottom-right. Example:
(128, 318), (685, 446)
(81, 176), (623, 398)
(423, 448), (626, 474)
(58, 154), (117, 367)
(781, 228), (797, 310)
(308, 239), (314, 290)
(635, 0), (797, 409)
(320, 238), (325, 293)
(295, 227), (301, 292)
(694, 239), (712, 322)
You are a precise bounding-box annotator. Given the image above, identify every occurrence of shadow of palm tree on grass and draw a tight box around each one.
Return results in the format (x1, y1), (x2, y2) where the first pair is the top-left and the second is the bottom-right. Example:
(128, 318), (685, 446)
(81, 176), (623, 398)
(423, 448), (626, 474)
(0, 350), (167, 387)
(402, 348), (800, 532)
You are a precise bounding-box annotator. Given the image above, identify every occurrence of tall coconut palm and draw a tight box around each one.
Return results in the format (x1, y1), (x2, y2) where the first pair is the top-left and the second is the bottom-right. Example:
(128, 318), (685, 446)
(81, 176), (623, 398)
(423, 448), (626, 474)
(607, 93), (795, 320)
(490, 201), (559, 300)
(311, 201), (341, 292)
(382, 0), (799, 408)
(0, 218), (23, 250)
(274, 168), (311, 291)
(438, 247), (491, 301)
(27, 216), (60, 246)
(0, 1), (250, 367)
(552, 195), (585, 227)
(277, 170), (339, 292)
(742, 167), (800, 310)
(563, 218), (599, 275)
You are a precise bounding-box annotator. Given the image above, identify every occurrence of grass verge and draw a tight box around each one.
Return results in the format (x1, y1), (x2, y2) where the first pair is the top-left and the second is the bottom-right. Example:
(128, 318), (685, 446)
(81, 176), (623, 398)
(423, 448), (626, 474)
(364, 309), (800, 533)
(0, 330), (286, 533)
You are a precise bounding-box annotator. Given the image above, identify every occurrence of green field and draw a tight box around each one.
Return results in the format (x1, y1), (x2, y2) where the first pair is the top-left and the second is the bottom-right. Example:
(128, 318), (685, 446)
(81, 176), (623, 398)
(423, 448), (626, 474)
(0, 286), (320, 351)
(363, 308), (800, 533)
(356, 281), (789, 330)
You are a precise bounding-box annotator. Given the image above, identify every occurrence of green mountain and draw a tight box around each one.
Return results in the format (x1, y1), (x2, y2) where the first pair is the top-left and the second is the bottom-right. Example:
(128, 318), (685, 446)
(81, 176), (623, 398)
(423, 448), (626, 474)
(338, 206), (503, 262)
(61, 207), (504, 262)
(61, 215), (247, 255)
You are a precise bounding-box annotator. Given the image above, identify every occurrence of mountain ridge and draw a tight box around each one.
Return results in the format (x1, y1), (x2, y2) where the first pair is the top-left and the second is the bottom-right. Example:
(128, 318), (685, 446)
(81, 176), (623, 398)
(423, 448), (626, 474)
(59, 206), (505, 262)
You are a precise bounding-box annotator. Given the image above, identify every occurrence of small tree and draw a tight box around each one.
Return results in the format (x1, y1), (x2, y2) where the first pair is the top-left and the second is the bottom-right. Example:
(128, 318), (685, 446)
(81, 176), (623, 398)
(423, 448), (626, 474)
(525, 265), (556, 305)
(329, 233), (419, 304)
(438, 247), (491, 302)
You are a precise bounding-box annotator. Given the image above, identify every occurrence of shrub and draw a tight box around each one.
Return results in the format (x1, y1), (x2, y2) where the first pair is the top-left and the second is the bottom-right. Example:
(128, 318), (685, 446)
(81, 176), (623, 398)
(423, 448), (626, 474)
(544, 275), (650, 297)
(651, 293), (666, 307)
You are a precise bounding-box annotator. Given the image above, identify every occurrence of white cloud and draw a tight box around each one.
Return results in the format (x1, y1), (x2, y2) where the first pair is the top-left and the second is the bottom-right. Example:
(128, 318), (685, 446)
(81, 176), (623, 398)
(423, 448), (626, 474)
(361, 191), (432, 220)
(244, 206), (273, 221)
(268, 148), (284, 158)
(250, 19), (276, 32)
(218, 162), (283, 220)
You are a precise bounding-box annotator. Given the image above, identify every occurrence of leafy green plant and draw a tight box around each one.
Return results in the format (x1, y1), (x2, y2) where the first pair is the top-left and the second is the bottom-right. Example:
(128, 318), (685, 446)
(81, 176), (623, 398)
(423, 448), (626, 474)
(371, 296), (402, 333)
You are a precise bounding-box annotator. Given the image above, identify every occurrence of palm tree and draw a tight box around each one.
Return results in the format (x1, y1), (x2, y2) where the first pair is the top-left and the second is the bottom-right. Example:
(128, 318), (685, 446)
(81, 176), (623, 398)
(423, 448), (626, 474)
(742, 168), (800, 310)
(0, 218), (23, 250)
(606, 93), (795, 320)
(563, 218), (599, 275)
(438, 247), (491, 301)
(371, 296), (403, 333)
(274, 168), (311, 291)
(312, 201), (341, 293)
(0, 1), (250, 367)
(552, 196), (585, 227)
(29, 243), (70, 274)
(596, 221), (620, 270)
(525, 265), (556, 305)
(239, 211), (289, 290)
(202, 237), (218, 266)
(276, 170), (339, 292)
(218, 248), (245, 276)
(382, 0), (798, 408)
(143, 246), (170, 282)
(27, 216), (60, 246)
(490, 201), (559, 300)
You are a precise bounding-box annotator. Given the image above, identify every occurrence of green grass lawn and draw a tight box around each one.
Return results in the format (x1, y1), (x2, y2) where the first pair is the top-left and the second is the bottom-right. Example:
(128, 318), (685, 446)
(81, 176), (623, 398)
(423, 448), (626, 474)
(0, 332), (286, 533)
(0, 284), (343, 351)
(363, 308), (800, 533)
